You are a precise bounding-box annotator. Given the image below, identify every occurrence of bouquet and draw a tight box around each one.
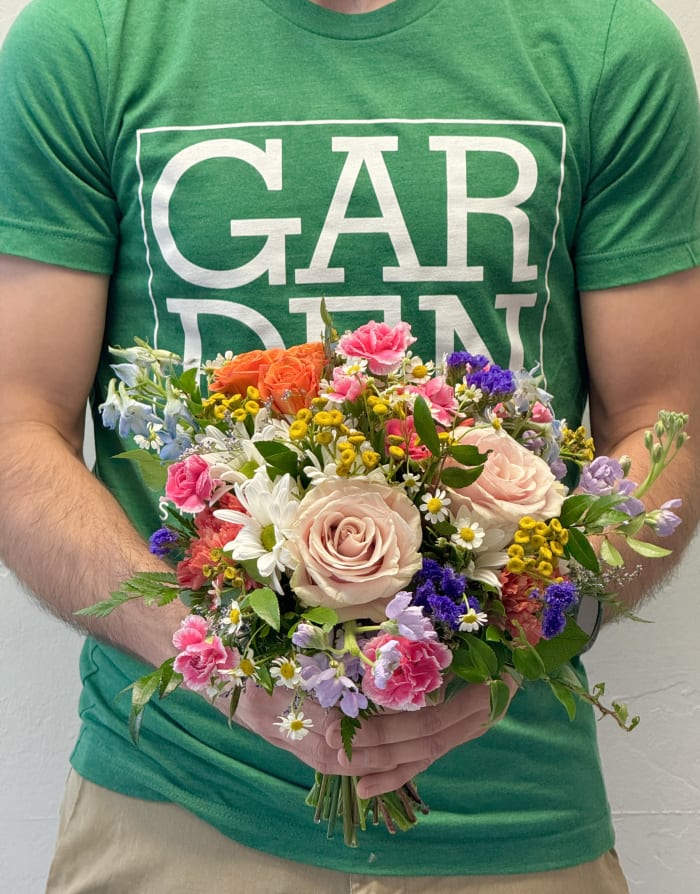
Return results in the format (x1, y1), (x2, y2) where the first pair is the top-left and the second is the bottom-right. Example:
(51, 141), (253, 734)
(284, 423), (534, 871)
(81, 309), (688, 846)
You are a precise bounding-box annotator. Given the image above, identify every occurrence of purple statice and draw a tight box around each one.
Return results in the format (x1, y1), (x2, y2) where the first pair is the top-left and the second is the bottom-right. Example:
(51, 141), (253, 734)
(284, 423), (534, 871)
(149, 527), (179, 557)
(386, 591), (437, 641)
(440, 566), (468, 600)
(445, 351), (490, 372)
(541, 581), (579, 640)
(466, 365), (516, 399)
(428, 594), (462, 629)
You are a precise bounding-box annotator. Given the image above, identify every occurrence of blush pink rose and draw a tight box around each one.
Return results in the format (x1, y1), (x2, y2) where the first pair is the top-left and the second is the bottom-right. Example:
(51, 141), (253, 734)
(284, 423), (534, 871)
(172, 615), (237, 691)
(165, 454), (215, 513)
(288, 478), (422, 622)
(445, 426), (565, 532)
(337, 320), (416, 375)
(361, 633), (452, 711)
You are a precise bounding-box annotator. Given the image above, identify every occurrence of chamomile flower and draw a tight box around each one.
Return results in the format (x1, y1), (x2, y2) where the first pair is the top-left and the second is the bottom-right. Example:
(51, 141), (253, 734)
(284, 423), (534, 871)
(274, 710), (313, 740)
(401, 471), (422, 496)
(270, 656), (303, 689)
(223, 599), (243, 635)
(450, 511), (486, 550)
(227, 649), (258, 685)
(420, 488), (452, 523)
(458, 606), (489, 632)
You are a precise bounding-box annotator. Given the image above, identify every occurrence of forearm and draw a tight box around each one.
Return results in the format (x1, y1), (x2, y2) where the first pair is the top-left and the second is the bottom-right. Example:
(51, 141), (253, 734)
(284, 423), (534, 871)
(592, 422), (699, 616)
(0, 421), (186, 667)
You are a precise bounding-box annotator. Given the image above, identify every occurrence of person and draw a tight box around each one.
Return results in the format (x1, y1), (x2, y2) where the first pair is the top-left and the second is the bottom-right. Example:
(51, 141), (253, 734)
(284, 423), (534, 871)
(0, 0), (698, 891)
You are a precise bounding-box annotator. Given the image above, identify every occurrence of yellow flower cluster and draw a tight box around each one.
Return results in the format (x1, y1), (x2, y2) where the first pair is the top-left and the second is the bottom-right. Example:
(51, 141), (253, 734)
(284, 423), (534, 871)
(506, 516), (569, 580)
(288, 407), (381, 475)
(560, 425), (595, 463)
(200, 548), (245, 587)
(202, 386), (261, 422)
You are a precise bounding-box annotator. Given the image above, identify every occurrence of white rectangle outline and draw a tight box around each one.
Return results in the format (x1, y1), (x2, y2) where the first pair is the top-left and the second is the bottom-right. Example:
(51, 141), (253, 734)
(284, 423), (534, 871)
(136, 117), (567, 379)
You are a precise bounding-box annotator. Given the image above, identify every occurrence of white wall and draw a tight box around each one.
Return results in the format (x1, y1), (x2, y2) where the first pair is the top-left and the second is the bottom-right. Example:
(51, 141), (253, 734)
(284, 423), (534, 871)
(1, 1), (699, 891)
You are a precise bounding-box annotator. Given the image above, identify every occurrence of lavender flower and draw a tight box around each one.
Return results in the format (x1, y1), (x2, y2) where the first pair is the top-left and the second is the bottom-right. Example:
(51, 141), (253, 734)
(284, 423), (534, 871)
(649, 499), (683, 537)
(372, 639), (401, 690)
(385, 591), (437, 641)
(580, 456), (645, 517)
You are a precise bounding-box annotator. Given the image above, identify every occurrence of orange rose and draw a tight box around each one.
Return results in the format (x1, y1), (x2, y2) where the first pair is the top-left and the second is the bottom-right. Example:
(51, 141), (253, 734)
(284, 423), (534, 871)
(210, 348), (285, 396)
(258, 348), (323, 415)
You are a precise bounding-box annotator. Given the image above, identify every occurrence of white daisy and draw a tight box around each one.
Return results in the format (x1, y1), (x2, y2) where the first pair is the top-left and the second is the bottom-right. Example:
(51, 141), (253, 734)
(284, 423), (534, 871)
(420, 488), (452, 523)
(458, 606), (490, 632)
(274, 710), (313, 740)
(223, 599), (243, 635)
(450, 511), (487, 550)
(270, 656), (303, 689)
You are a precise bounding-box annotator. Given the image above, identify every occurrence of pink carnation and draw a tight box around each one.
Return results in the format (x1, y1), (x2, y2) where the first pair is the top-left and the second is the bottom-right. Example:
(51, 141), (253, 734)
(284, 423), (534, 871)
(531, 401), (554, 423)
(361, 633), (451, 711)
(165, 454), (215, 513)
(384, 415), (430, 461)
(325, 366), (368, 403)
(408, 376), (457, 425)
(337, 320), (416, 376)
(172, 615), (237, 691)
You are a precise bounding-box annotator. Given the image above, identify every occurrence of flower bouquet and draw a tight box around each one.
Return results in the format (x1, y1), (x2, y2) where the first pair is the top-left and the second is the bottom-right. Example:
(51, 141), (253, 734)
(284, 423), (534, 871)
(80, 308), (688, 846)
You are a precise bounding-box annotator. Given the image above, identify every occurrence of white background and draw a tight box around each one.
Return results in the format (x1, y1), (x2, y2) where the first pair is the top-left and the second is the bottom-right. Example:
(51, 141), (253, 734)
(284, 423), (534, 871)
(1, 1), (699, 891)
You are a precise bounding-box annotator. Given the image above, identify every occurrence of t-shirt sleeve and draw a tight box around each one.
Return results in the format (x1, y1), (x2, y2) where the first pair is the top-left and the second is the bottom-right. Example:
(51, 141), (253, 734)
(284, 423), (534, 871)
(574, 0), (700, 291)
(0, 0), (118, 273)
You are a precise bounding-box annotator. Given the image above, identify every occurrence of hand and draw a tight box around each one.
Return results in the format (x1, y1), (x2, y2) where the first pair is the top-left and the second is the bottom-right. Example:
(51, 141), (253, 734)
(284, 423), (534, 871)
(217, 683), (348, 776)
(325, 677), (518, 798)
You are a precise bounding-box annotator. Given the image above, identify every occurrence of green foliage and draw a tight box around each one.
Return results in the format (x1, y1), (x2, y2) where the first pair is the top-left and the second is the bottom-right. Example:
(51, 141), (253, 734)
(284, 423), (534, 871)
(340, 715), (361, 760)
(254, 440), (300, 476)
(412, 395), (442, 457)
(247, 587), (281, 631)
(75, 572), (180, 617)
(534, 617), (590, 673)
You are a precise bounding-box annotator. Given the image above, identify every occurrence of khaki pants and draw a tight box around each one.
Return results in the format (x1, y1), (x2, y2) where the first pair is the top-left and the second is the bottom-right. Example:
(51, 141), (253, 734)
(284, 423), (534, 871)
(46, 770), (629, 894)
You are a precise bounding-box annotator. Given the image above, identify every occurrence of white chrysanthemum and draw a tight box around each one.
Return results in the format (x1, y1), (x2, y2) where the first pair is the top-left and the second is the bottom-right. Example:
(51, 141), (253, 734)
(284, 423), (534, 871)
(223, 600), (243, 635)
(215, 470), (300, 592)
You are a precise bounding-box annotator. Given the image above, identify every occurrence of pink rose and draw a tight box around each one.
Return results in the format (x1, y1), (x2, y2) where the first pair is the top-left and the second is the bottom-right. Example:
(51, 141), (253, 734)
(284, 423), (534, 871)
(531, 401), (554, 423)
(445, 426), (565, 532)
(337, 320), (416, 375)
(288, 478), (422, 622)
(361, 633), (452, 711)
(172, 615), (237, 691)
(165, 454), (215, 513)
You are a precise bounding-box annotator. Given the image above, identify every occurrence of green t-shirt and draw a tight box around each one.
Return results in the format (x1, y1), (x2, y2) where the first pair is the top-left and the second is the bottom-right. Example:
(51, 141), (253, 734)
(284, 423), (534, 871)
(1, 0), (699, 876)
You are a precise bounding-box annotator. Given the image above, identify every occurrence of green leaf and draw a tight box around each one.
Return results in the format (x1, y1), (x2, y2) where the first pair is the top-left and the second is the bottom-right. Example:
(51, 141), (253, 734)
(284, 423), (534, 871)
(412, 395), (442, 457)
(589, 510), (637, 529)
(449, 648), (490, 683)
(447, 444), (490, 466)
(489, 678), (512, 721)
(582, 494), (630, 526)
(534, 617), (590, 672)
(340, 715), (361, 760)
(511, 644), (547, 680)
(113, 449), (169, 491)
(559, 494), (595, 527)
(565, 525), (600, 572)
(125, 669), (162, 744)
(440, 466), (483, 489)
(74, 590), (141, 618)
(465, 633), (500, 677)
(157, 659), (183, 699)
(247, 587), (281, 631)
(301, 606), (339, 626)
(254, 441), (300, 476)
(624, 538), (672, 558)
(600, 538), (624, 567)
(548, 680), (578, 721)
